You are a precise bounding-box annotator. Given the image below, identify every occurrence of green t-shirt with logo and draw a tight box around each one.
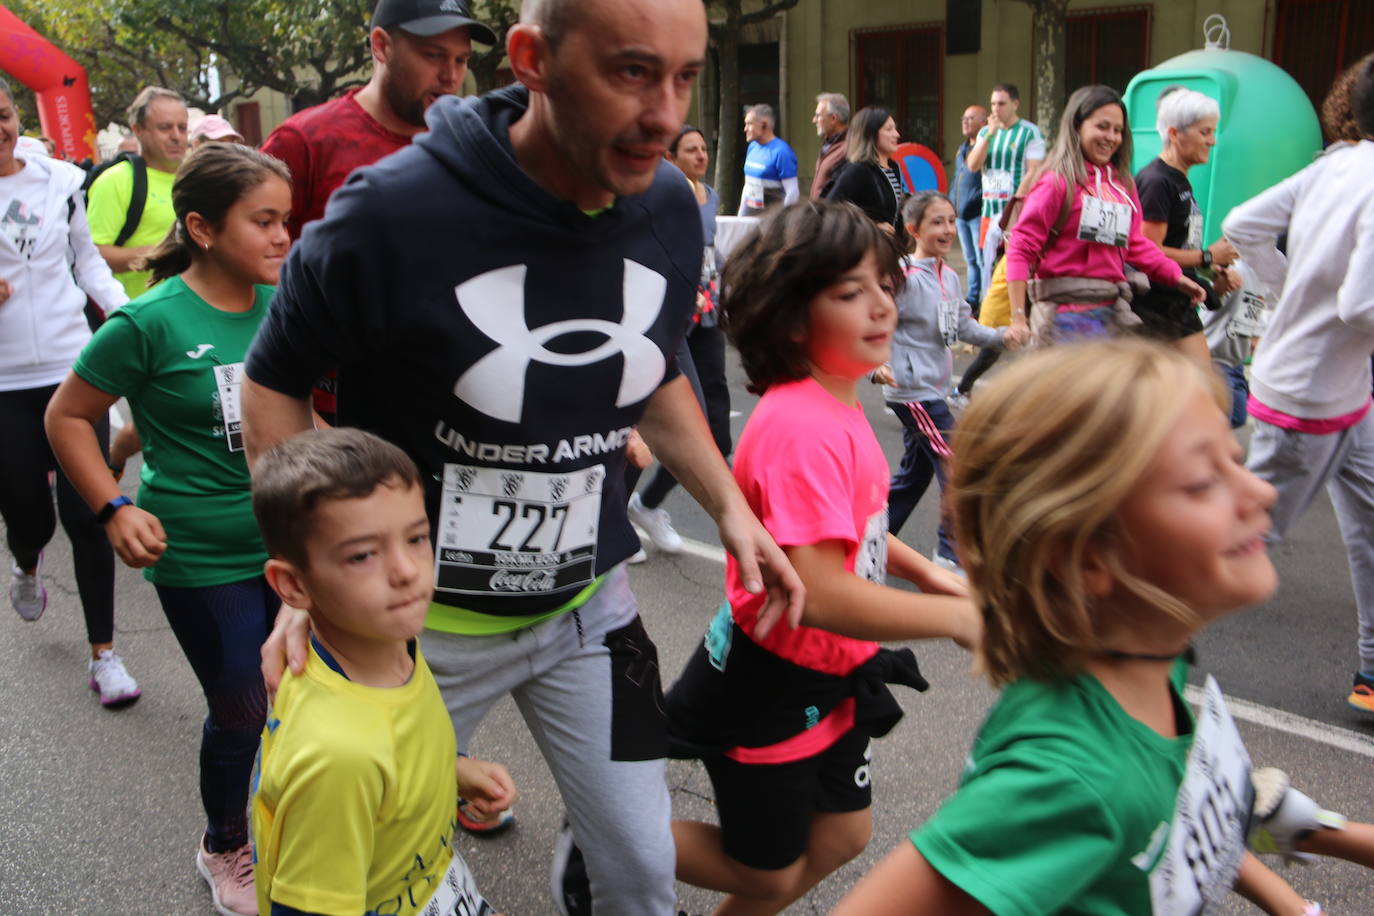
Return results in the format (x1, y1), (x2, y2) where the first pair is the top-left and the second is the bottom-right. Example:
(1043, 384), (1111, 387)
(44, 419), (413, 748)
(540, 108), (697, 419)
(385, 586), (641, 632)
(913, 661), (1202, 915)
(87, 160), (177, 299)
(977, 119), (1046, 220)
(73, 276), (272, 587)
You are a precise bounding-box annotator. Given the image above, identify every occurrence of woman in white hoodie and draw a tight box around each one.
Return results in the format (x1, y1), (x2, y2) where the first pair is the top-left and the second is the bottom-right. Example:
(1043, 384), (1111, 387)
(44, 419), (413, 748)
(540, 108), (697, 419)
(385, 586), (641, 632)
(1223, 54), (1374, 715)
(0, 78), (135, 705)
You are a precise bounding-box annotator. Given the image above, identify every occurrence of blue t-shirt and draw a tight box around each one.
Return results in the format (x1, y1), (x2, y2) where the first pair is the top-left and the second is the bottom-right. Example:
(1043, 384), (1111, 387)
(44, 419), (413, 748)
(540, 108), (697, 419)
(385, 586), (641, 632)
(741, 138), (798, 214)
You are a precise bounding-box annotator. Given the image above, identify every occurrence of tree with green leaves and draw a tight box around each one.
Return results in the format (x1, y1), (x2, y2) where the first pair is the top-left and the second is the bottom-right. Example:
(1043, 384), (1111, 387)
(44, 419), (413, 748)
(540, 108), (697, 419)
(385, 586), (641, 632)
(466, 1), (518, 94)
(705, 0), (801, 215)
(1014, 0), (1070, 138)
(1, 0), (207, 129)
(108, 0), (378, 111)
(0, 0), (381, 125)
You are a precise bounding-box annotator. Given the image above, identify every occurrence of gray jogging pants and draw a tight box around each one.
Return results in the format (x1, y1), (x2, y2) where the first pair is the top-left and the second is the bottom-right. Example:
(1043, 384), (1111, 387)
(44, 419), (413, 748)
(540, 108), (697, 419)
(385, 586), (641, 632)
(1248, 410), (1374, 671)
(422, 566), (675, 915)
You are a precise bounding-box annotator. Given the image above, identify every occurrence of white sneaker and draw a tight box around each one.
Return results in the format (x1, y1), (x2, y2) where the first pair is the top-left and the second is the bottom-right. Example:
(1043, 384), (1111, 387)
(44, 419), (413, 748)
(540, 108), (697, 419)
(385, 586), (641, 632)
(626, 548), (649, 565)
(196, 838), (258, 916)
(550, 819), (591, 916)
(627, 493), (683, 553)
(88, 649), (141, 708)
(9, 556), (46, 621)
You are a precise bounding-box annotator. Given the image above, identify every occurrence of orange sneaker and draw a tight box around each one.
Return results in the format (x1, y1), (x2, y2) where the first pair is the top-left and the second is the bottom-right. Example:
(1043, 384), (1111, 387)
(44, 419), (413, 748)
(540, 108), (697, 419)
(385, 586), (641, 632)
(457, 799), (515, 837)
(1347, 672), (1374, 713)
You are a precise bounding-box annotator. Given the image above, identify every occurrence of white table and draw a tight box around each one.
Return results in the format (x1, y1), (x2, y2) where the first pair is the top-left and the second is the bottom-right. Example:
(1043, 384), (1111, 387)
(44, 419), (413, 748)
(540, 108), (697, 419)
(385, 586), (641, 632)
(713, 215), (760, 264)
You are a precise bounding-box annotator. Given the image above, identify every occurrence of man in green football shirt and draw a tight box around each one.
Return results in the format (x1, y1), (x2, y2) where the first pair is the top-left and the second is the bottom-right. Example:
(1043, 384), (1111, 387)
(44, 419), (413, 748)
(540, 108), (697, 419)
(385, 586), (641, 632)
(966, 82), (1045, 268)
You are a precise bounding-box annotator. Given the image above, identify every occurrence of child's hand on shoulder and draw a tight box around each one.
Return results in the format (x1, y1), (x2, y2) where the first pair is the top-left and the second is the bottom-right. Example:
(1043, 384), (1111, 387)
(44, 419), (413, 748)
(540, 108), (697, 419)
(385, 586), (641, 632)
(456, 756), (518, 822)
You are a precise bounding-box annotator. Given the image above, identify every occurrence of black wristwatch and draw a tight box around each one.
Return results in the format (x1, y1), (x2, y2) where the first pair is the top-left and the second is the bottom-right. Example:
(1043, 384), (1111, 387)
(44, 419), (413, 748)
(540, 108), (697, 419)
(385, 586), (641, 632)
(1199, 249), (1213, 269)
(97, 495), (133, 525)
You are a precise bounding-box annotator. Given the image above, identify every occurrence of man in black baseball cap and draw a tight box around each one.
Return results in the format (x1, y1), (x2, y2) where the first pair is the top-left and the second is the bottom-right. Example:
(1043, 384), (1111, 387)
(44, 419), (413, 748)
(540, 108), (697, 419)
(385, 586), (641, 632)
(371, 0), (498, 44)
(262, 0), (496, 243)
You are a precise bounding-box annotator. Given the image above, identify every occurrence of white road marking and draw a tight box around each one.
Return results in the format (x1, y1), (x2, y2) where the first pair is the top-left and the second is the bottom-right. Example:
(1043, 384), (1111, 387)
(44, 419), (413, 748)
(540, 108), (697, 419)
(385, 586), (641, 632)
(638, 532), (1374, 758)
(1184, 685), (1374, 759)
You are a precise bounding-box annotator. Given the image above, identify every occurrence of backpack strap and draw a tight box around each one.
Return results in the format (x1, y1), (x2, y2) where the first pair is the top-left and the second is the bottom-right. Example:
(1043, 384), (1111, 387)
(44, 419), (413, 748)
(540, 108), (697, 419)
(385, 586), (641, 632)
(113, 155), (148, 248)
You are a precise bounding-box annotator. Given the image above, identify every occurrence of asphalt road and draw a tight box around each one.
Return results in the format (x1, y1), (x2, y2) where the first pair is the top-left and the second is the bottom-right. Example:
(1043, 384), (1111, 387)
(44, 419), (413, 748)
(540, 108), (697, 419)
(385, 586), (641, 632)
(3, 345), (1372, 914)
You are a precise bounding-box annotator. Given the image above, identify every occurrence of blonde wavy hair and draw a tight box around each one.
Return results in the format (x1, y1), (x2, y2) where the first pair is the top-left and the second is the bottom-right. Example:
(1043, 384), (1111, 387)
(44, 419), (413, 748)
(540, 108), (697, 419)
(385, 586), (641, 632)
(950, 339), (1225, 686)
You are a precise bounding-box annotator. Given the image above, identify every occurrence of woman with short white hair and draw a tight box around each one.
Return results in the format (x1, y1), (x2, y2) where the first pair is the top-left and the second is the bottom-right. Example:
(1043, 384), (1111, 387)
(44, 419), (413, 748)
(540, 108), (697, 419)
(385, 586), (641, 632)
(1133, 86), (1241, 363)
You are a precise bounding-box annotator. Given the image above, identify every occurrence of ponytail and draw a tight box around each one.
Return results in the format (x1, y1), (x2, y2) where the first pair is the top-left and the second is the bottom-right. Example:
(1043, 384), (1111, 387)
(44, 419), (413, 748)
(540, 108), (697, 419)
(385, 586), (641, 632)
(136, 142), (291, 288)
(138, 222), (194, 286)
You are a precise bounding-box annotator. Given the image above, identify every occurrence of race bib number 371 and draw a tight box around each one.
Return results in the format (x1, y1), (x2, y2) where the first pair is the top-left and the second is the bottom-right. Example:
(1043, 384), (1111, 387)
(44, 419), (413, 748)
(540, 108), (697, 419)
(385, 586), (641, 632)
(1078, 195), (1131, 248)
(434, 464), (602, 598)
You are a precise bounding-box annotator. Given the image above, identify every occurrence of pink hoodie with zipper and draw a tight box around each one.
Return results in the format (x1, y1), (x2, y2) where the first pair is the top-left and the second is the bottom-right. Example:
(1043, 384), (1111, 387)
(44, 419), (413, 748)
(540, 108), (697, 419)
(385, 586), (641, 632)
(1005, 163), (1182, 289)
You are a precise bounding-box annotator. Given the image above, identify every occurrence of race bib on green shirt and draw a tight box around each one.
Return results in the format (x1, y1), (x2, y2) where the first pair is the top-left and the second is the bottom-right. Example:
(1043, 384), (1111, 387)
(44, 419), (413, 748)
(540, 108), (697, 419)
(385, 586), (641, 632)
(1147, 675), (1252, 914)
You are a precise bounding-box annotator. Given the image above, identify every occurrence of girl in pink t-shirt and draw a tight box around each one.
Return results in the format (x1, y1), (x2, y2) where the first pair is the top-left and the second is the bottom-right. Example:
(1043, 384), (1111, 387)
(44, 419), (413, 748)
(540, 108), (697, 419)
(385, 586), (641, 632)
(666, 200), (978, 914)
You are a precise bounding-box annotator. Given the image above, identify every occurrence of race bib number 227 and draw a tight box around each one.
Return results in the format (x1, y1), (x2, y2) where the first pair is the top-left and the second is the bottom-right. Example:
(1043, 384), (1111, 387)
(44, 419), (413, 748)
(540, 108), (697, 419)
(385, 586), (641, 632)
(434, 464), (602, 599)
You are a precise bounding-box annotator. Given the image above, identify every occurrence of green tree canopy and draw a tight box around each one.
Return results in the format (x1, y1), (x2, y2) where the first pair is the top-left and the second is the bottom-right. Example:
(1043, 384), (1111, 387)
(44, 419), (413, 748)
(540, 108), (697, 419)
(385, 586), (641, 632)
(0, 0), (380, 126)
(110, 0), (378, 111)
(3, 0), (207, 128)
(467, 0), (518, 94)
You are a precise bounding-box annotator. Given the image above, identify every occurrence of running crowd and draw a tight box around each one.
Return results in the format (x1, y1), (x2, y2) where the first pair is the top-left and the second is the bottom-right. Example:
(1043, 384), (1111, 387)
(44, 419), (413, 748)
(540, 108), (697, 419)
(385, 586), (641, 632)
(4, 0), (1374, 913)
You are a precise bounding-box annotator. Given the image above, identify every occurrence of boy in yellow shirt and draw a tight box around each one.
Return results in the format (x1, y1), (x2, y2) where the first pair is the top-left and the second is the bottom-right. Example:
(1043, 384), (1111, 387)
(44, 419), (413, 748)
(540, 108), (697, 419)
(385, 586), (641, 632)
(250, 428), (512, 916)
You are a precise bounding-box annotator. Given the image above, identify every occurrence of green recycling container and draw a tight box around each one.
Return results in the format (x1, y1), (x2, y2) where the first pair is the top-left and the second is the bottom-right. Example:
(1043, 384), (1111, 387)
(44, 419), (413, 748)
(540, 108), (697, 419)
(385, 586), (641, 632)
(1124, 48), (1322, 247)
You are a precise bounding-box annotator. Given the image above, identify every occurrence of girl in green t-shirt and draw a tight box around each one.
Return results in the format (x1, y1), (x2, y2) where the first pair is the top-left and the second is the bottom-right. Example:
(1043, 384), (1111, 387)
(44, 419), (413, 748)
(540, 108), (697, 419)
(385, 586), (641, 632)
(834, 340), (1321, 915)
(47, 142), (292, 916)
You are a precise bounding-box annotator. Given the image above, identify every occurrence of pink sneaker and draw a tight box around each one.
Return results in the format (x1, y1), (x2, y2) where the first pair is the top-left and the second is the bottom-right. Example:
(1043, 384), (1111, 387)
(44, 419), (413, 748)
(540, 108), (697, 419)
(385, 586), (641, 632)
(196, 838), (258, 916)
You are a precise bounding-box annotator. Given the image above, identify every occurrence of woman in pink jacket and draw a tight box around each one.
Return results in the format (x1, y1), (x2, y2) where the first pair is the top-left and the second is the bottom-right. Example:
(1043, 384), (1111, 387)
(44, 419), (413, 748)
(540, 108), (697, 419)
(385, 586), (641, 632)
(1005, 85), (1203, 346)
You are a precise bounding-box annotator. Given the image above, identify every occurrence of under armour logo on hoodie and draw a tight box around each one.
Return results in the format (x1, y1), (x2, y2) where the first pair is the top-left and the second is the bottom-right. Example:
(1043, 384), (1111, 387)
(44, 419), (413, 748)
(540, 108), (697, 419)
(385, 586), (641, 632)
(453, 260), (667, 423)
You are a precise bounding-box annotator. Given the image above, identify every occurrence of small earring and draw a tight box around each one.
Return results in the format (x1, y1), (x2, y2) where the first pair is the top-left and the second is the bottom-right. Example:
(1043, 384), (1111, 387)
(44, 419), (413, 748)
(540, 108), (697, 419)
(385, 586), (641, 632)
(203, 242), (210, 251)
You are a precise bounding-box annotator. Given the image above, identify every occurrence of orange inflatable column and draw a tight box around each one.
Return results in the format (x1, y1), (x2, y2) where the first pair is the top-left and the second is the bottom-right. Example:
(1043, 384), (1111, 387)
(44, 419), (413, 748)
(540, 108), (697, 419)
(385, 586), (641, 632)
(0, 3), (97, 161)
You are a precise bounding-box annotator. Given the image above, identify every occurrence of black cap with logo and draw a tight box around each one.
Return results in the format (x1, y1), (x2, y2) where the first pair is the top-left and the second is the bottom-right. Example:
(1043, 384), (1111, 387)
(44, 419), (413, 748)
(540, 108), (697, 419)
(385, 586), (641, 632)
(370, 0), (498, 45)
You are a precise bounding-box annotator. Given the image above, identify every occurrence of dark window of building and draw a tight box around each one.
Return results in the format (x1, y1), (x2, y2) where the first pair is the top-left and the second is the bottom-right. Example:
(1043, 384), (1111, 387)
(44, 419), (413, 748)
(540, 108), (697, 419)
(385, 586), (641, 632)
(1065, 6), (1152, 95)
(740, 41), (782, 134)
(234, 102), (262, 148)
(1274, 0), (1374, 113)
(852, 24), (943, 153)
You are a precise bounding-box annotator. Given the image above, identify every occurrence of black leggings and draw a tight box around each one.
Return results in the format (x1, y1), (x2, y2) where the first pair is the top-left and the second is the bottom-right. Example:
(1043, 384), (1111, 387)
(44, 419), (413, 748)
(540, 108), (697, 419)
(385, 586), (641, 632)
(635, 324), (733, 508)
(155, 576), (278, 852)
(956, 347), (1002, 396)
(0, 384), (114, 644)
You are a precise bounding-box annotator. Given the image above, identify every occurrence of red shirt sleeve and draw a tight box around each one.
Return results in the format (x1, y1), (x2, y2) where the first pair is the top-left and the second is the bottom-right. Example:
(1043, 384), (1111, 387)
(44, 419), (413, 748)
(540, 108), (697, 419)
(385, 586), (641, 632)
(262, 124), (311, 242)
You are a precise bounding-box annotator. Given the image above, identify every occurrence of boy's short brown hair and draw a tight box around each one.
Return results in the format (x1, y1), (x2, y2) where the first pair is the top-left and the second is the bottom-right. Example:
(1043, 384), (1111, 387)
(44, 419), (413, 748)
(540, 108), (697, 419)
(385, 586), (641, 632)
(252, 428), (423, 569)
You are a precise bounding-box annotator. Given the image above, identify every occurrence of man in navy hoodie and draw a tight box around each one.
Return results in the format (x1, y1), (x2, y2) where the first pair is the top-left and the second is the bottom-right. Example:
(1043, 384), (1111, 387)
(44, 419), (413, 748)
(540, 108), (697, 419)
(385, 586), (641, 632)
(242, 0), (804, 911)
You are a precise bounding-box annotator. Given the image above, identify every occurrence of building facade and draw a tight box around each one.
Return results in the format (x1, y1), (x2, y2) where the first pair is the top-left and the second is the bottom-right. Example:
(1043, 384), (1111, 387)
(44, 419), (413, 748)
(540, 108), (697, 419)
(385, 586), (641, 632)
(760, 0), (1370, 191)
